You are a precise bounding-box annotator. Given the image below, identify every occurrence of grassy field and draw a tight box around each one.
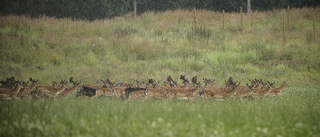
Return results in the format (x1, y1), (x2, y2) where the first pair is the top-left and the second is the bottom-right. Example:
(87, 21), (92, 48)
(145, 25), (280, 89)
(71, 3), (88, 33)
(0, 86), (319, 137)
(0, 8), (319, 84)
(0, 7), (320, 137)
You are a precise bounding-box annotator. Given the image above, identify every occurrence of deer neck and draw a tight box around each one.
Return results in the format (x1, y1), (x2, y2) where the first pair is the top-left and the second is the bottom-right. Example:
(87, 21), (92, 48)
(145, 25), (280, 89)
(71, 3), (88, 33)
(204, 84), (212, 89)
(263, 87), (272, 95)
(64, 86), (79, 95)
(239, 89), (250, 95)
(13, 84), (22, 96)
(71, 86), (80, 92)
(229, 88), (237, 95)
(191, 86), (201, 95)
(277, 83), (287, 90)
(28, 83), (37, 92)
(54, 85), (66, 94)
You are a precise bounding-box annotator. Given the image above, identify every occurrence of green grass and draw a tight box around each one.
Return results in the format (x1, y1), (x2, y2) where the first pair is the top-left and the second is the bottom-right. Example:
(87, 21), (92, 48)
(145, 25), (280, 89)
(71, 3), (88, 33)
(0, 86), (319, 137)
(0, 8), (320, 84)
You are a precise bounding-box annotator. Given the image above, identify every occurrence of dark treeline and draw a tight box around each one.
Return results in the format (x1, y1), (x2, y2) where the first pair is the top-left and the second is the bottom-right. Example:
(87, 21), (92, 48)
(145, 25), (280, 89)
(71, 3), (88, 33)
(1, 0), (319, 20)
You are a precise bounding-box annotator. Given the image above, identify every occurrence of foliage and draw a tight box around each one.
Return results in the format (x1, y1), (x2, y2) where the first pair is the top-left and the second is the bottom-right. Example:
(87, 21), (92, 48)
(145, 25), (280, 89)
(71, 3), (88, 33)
(1, 0), (319, 20)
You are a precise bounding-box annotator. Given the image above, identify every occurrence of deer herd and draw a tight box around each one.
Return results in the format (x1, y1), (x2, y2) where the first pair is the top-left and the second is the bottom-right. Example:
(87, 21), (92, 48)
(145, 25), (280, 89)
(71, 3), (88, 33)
(0, 75), (289, 101)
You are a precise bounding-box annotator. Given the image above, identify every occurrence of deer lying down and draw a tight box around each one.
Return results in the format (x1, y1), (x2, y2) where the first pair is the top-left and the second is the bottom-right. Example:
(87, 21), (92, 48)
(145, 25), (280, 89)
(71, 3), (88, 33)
(0, 82), (23, 100)
(125, 88), (147, 101)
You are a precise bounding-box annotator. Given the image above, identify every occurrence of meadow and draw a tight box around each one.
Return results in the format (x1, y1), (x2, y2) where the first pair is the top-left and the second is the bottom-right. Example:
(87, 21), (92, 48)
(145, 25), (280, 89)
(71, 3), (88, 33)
(0, 7), (320, 136)
(0, 86), (319, 137)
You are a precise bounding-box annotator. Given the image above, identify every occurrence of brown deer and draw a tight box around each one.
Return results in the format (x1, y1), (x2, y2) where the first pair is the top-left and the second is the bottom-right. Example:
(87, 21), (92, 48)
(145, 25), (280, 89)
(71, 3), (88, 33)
(0, 81), (24, 99)
(77, 83), (102, 97)
(166, 82), (202, 101)
(93, 87), (114, 98)
(59, 77), (83, 97)
(125, 87), (147, 101)
(203, 78), (216, 88)
(203, 78), (240, 100)
(269, 81), (289, 96)
(144, 79), (167, 100)
(18, 78), (38, 98)
(34, 80), (68, 98)
(102, 79), (132, 98)
(250, 81), (275, 98)
(0, 76), (17, 88)
(235, 84), (258, 100)
(178, 75), (192, 89)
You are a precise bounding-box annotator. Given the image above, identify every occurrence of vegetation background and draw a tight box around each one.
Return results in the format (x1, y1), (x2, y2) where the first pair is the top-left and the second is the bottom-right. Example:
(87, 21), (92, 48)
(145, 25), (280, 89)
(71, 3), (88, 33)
(0, 1), (320, 137)
(0, 8), (319, 85)
(1, 0), (320, 20)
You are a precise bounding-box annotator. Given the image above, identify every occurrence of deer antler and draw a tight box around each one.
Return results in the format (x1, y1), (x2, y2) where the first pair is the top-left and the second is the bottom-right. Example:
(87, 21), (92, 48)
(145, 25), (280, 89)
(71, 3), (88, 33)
(180, 75), (189, 83)
(180, 75), (185, 80)
(267, 81), (275, 86)
(69, 77), (74, 83)
(148, 79), (154, 85)
(192, 76), (198, 85)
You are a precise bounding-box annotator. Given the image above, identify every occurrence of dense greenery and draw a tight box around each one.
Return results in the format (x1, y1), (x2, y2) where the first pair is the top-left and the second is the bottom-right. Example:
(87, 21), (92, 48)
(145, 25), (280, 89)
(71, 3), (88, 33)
(1, 0), (320, 20)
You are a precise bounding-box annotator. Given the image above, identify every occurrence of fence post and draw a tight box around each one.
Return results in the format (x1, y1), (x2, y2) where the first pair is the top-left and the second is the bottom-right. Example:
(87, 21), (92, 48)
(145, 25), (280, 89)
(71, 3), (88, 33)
(287, 6), (290, 31)
(283, 9), (285, 41)
(240, 6), (243, 32)
(251, 10), (253, 32)
(193, 7), (196, 27)
(314, 13), (316, 42)
(223, 10), (225, 31)
(133, 0), (137, 17)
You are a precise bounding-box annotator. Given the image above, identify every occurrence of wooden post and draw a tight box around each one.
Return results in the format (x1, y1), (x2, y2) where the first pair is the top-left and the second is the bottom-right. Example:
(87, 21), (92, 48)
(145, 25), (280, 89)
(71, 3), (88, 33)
(287, 6), (290, 31)
(193, 7), (196, 27)
(251, 10), (253, 32)
(223, 10), (225, 31)
(314, 13), (316, 42)
(240, 6), (243, 32)
(133, 0), (137, 17)
(283, 9), (285, 41)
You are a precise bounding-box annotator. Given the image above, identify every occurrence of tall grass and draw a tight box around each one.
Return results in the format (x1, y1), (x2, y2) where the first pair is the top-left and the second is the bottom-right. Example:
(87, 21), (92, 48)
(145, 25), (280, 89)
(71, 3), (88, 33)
(0, 8), (319, 84)
(0, 86), (319, 137)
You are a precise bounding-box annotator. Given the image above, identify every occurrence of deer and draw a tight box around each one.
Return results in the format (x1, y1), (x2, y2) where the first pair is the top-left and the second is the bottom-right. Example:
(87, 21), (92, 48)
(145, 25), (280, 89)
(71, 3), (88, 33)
(203, 78), (216, 88)
(250, 81), (275, 98)
(235, 84), (258, 101)
(76, 83), (100, 97)
(17, 78), (38, 98)
(125, 88), (148, 101)
(166, 75), (178, 88)
(268, 81), (289, 96)
(143, 79), (168, 100)
(0, 81), (24, 99)
(178, 75), (193, 89)
(34, 80), (68, 98)
(203, 78), (240, 100)
(101, 78), (133, 98)
(58, 77), (83, 97)
(251, 79), (267, 89)
(166, 82), (202, 101)
(0, 76), (17, 88)
(93, 87), (115, 98)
